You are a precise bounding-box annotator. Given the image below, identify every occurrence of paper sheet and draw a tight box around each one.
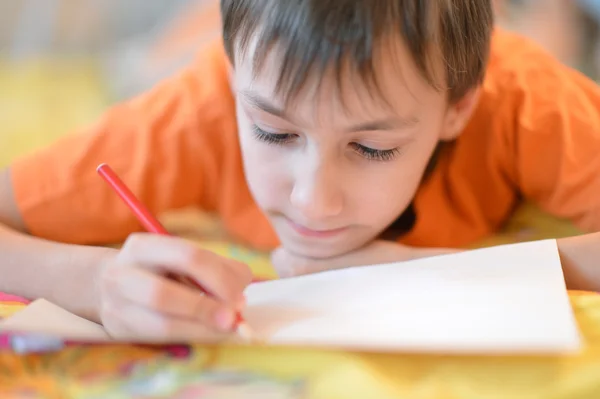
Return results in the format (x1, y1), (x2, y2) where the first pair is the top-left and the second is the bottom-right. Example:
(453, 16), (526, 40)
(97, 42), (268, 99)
(0, 240), (582, 354)
(0, 298), (109, 340)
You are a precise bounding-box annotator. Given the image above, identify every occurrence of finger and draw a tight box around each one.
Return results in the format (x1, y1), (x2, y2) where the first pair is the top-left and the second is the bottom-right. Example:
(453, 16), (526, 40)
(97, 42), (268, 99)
(104, 266), (238, 331)
(120, 233), (252, 303)
(213, 257), (253, 305)
(101, 299), (227, 343)
(204, 254), (254, 294)
(222, 257), (254, 286)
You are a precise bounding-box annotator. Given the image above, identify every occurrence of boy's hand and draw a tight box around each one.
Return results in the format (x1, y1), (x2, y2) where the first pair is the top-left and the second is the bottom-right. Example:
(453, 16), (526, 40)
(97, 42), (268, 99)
(97, 233), (252, 342)
(272, 240), (455, 278)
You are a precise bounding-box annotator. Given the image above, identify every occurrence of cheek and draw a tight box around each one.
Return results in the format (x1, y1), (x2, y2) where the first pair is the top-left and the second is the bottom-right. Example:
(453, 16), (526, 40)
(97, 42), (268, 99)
(349, 140), (437, 221)
(352, 166), (421, 218)
(237, 124), (291, 209)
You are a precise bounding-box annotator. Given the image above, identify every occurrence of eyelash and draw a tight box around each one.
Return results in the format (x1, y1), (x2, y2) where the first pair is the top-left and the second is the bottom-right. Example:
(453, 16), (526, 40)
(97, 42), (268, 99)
(350, 143), (401, 162)
(252, 125), (296, 145)
(251, 125), (401, 162)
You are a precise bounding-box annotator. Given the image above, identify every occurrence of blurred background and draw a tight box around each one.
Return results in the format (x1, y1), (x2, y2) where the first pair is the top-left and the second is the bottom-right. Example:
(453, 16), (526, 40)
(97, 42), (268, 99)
(0, 0), (219, 166)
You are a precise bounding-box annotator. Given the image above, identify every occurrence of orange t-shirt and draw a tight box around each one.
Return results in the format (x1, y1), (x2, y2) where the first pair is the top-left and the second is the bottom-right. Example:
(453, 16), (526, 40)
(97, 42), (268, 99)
(10, 29), (600, 250)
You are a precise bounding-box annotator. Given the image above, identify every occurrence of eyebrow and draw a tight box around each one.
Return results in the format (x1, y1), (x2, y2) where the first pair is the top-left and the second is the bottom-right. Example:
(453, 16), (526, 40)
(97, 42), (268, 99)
(242, 90), (289, 119)
(241, 90), (419, 132)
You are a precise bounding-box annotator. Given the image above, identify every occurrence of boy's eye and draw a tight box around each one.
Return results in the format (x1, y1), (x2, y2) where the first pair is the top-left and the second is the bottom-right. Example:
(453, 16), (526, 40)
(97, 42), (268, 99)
(252, 125), (296, 145)
(350, 143), (400, 162)
(252, 124), (400, 162)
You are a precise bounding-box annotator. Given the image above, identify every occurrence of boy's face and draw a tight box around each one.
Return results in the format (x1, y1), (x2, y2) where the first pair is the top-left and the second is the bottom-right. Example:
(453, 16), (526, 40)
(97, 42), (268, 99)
(232, 37), (477, 259)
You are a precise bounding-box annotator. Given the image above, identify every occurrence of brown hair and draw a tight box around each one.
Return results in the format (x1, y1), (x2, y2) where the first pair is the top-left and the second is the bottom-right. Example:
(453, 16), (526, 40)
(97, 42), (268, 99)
(221, 0), (493, 104)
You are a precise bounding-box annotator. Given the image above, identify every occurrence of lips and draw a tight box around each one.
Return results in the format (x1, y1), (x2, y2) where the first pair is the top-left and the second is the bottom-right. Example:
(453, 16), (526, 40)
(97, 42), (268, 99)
(286, 218), (347, 238)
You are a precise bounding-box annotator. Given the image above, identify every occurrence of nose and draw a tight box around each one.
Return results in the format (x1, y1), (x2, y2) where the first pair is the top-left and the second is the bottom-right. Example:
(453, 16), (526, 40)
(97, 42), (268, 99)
(290, 156), (344, 220)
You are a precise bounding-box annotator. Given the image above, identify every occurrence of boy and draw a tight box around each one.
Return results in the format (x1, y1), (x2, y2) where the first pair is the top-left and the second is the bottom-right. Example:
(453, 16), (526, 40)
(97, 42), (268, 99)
(1, 0), (599, 341)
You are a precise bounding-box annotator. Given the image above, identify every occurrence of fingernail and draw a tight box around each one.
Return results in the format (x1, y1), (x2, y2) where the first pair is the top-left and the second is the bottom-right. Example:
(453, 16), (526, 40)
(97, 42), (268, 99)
(215, 308), (235, 331)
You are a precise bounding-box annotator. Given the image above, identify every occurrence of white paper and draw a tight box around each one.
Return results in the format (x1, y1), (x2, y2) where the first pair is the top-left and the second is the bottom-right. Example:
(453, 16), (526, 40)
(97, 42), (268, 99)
(0, 240), (582, 354)
(243, 239), (581, 354)
(0, 299), (109, 340)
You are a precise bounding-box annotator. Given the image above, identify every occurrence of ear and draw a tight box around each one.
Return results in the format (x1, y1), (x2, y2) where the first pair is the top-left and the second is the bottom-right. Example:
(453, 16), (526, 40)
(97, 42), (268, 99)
(439, 87), (481, 141)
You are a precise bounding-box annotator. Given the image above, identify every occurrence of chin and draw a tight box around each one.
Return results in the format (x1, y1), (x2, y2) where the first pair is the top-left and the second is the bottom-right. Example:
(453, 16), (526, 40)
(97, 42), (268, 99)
(268, 214), (376, 259)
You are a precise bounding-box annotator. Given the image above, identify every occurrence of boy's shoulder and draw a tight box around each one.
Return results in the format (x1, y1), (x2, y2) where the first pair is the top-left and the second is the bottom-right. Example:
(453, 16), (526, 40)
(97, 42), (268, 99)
(408, 29), (600, 247)
(485, 28), (573, 91)
(476, 27), (595, 133)
(489, 27), (548, 57)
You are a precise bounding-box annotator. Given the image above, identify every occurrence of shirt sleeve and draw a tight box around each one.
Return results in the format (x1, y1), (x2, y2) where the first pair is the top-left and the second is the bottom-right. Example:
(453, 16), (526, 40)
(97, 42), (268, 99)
(400, 31), (600, 249)
(10, 40), (237, 245)
(506, 41), (600, 232)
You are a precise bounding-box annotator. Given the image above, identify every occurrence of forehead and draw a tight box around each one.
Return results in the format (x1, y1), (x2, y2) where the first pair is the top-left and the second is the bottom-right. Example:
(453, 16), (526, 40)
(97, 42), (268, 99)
(232, 33), (447, 119)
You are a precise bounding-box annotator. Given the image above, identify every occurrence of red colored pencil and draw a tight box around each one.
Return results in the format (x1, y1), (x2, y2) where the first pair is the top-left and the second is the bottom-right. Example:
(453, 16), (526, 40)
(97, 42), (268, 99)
(96, 164), (169, 236)
(96, 163), (251, 338)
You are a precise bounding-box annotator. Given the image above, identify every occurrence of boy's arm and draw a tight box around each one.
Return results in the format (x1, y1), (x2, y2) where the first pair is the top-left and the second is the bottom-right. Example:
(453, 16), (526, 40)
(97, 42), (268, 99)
(556, 233), (600, 292)
(270, 240), (456, 278)
(0, 168), (115, 321)
(272, 236), (600, 292)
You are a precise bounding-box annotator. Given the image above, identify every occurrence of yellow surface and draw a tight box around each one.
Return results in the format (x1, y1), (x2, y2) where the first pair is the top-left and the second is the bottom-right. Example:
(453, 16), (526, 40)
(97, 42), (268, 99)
(2, 59), (600, 398)
(0, 302), (26, 318)
(2, 284), (600, 398)
(0, 59), (108, 168)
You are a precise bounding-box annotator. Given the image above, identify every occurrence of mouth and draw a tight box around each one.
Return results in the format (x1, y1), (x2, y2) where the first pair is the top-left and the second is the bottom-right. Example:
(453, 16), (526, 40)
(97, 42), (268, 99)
(286, 218), (348, 238)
